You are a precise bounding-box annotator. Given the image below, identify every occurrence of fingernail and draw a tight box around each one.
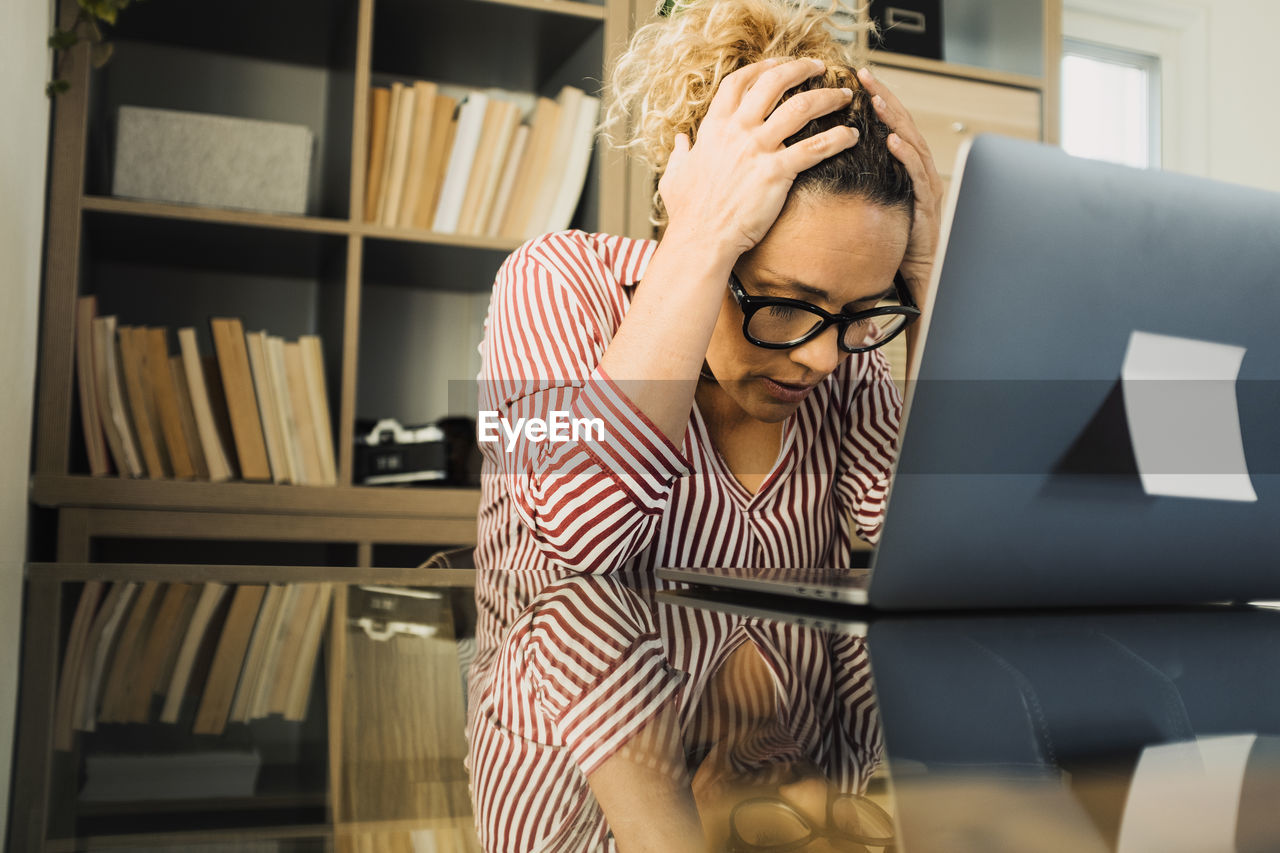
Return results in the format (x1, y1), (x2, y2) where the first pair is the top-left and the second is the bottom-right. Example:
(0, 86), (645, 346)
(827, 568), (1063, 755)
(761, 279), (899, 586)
(873, 94), (886, 109)
(840, 87), (853, 98)
(811, 58), (826, 70)
(849, 126), (861, 142)
(858, 67), (875, 81)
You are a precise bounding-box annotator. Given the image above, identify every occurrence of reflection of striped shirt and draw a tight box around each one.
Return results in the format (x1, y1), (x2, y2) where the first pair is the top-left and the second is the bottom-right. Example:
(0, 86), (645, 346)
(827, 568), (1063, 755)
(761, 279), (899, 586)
(468, 230), (901, 850)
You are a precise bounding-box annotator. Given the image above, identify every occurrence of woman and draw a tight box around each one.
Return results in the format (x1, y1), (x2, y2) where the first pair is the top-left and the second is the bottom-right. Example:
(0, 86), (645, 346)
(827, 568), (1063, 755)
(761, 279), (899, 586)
(467, 0), (943, 847)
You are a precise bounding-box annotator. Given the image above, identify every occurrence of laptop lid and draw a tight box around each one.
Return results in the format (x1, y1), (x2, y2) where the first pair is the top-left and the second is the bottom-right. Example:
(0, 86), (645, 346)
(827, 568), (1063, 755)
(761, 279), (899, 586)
(868, 134), (1280, 609)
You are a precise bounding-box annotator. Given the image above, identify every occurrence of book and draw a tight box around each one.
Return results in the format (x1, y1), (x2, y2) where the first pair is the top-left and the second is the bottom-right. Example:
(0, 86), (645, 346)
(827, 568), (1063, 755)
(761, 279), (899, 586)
(210, 317), (272, 481)
(545, 93), (601, 233)
(169, 354), (210, 480)
(431, 91), (490, 234)
(284, 342), (324, 486)
(229, 584), (285, 724)
(246, 331), (290, 484)
(178, 328), (233, 482)
(54, 581), (104, 751)
(93, 316), (143, 478)
(75, 581), (139, 732)
(268, 583), (319, 716)
(525, 86), (586, 237)
(125, 582), (195, 723)
(285, 583), (333, 721)
(499, 96), (561, 240)
(380, 84), (418, 227)
(299, 335), (336, 486)
(117, 326), (169, 479)
(75, 296), (111, 476)
(363, 86), (392, 221)
(160, 582), (229, 724)
(456, 98), (519, 236)
(147, 328), (197, 479)
(485, 123), (530, 237)
(396, 80), (440, 227)
(374, 82), (406, 224)
(99, 580), (162, 724)
(194, 584), (267, 735)
(412, 94), (459, 231)
(474, 100), (525, 234)
(266, 335), (304, 487)
(248, 583), (300, 719)
(203, 354), (242, 479)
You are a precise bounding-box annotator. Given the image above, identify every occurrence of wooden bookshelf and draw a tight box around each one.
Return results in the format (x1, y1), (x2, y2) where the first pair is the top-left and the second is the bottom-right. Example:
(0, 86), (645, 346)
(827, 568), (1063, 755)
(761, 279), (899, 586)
(17, 0), (631, 847)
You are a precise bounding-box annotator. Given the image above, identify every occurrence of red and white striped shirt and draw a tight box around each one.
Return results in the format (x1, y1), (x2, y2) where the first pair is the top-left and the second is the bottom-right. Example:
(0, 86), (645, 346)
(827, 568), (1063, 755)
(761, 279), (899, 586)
(467, 230), (901, 850)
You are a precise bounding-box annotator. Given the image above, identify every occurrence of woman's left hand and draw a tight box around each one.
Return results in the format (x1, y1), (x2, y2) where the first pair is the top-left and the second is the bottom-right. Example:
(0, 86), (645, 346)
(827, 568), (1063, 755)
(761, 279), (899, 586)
(857, 67), (944, 307)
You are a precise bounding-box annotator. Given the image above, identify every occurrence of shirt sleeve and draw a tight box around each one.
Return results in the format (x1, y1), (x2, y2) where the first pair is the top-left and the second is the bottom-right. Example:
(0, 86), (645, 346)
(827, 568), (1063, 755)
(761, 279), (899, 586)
(479, 233), (692, 574)
(834, 350), (903, 550)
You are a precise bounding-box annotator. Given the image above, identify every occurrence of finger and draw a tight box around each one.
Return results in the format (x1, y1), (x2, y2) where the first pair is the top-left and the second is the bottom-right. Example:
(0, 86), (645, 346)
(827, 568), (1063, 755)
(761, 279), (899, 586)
(777, 124), (860, 176)
(705, 57), (787, 123)
(860, 69), (943, 190)
(738, 57), (828, 125)
(886, 132), (935, 205)
(760, 86), (854, 148)
(672, 132), (690, 159)
(858, 67), (934, 158)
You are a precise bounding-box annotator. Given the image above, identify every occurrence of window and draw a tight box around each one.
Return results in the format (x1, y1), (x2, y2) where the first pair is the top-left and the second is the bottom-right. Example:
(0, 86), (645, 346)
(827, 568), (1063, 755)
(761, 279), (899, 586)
(1061, 38), (1161, 169)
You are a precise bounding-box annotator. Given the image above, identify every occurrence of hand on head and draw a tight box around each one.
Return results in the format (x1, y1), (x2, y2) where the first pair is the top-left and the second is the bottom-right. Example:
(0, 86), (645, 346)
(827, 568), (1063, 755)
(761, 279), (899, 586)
(658, 56), (859, 259)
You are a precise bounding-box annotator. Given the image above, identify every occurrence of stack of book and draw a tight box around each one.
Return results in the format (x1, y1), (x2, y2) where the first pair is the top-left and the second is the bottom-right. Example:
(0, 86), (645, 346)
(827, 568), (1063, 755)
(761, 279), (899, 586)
(53, 580), (335, 749)
(363, 80), (600, 241)
(75, 296), (338, 485)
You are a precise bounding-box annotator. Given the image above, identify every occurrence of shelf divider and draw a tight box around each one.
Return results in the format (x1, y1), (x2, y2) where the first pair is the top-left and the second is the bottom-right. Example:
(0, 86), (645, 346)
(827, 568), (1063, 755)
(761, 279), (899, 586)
(27, 562), (477, 586)
(30, 474), (481, 519)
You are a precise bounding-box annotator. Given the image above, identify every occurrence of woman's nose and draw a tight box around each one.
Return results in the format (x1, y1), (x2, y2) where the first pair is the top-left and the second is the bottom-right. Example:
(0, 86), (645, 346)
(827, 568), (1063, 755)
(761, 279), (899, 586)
(789, 325), (844, 376)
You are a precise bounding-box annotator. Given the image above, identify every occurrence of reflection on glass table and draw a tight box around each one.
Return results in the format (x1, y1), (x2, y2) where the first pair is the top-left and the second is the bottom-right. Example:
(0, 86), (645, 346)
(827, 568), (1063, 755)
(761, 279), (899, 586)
(662, 588), (1280, 853)
(467, 575), (885, 852)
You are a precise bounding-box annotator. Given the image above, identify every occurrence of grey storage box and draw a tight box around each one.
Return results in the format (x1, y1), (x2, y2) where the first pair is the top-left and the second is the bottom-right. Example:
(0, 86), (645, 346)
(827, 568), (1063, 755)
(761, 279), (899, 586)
(113, 105), (313, 215)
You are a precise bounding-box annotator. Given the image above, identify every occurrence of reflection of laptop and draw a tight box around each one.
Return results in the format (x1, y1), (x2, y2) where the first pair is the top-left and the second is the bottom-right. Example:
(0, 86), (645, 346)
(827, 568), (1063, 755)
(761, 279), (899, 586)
(659, 134), (1280, 610)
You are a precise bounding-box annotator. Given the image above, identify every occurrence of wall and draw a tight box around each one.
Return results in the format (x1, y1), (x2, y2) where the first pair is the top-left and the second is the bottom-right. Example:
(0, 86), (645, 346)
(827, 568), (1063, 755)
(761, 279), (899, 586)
(1197, 0), (1280, 192)
(0, 0), (52, 844)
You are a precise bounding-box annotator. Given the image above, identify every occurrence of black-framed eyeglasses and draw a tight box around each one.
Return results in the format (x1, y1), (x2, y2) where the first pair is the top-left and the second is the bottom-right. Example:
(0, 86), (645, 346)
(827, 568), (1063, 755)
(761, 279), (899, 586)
(728, 793), (896, 852)
(728, 270), (920, 354)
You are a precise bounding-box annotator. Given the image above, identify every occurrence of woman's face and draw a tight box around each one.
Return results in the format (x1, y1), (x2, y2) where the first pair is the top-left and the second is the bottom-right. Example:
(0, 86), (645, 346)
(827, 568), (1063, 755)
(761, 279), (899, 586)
(702, 193), (911, 423)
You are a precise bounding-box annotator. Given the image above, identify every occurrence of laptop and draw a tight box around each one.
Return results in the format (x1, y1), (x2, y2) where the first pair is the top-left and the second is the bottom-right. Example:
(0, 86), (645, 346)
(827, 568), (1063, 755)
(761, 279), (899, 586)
(659, 134), (1280, 610)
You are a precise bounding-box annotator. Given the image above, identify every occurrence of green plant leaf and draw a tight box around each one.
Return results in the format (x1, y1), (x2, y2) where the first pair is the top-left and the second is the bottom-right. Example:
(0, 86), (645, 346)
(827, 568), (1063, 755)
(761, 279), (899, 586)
(46, 78), (71, 97)
(48, 28), (79, 50)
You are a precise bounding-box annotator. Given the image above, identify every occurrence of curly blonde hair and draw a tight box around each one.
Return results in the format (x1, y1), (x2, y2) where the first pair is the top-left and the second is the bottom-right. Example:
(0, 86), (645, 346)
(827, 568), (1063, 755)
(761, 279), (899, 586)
(601, 0), (912, 228)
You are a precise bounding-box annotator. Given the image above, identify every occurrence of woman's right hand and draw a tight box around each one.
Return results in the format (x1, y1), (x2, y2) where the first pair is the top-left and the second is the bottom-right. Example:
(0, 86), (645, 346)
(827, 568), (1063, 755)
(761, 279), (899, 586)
(658, 56), (859, 259)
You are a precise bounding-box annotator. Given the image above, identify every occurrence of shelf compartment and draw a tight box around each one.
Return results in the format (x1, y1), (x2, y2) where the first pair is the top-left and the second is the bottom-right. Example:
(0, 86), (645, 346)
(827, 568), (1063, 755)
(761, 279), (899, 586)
(86, 35), (357, 218)
(101, 0), (358, 69)
(83, 202), (350, 280)
(372, 0), (603, 92)
(82, 196), (353, 237)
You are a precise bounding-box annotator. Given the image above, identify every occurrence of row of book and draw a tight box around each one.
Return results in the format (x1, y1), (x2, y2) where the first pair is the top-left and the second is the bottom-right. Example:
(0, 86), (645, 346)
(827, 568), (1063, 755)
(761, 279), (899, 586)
(363, 80), (600, 240)
(54, 581), (334, 749)
(76, 296), (338, 484)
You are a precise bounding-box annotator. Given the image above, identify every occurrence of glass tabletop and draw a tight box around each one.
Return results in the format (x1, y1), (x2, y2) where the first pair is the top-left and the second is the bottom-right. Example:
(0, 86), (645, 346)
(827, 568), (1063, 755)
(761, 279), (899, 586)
(465, 572), (1280, 852)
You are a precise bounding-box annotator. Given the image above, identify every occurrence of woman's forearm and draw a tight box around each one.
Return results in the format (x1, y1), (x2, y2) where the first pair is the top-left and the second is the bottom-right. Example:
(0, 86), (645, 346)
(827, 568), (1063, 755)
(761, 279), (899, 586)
(598, 225), (739, 446)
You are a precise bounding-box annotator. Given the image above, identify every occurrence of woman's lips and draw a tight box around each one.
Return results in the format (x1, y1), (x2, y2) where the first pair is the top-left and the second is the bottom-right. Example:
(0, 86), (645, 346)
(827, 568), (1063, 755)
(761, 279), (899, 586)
(760, 377), (814, 403)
